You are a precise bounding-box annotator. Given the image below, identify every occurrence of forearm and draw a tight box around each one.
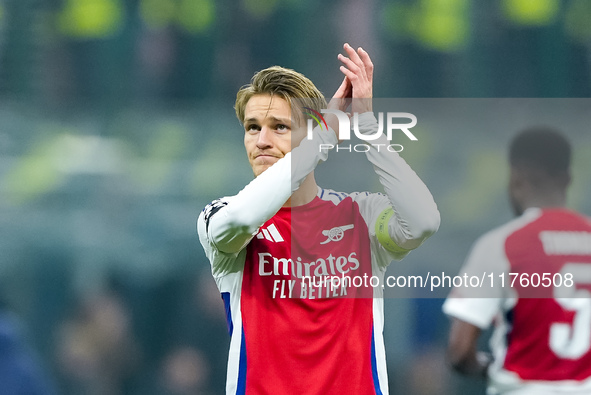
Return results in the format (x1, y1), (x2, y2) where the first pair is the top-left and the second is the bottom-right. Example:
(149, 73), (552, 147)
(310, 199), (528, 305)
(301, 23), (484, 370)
(358, 113), (440, 250)
(446, 317), (490, 378)
(449, 350), (492, 378)
(206, 127), (337, 253)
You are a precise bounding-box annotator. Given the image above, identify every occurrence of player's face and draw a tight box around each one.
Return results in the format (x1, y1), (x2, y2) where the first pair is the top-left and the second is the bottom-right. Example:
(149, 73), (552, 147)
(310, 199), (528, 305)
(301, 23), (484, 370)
(243, 94), (305, 177)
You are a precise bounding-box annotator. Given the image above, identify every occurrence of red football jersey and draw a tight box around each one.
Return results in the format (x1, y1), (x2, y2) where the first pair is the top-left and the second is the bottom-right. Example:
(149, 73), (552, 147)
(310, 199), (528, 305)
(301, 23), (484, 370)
(444, 208), (591, 394)
(200, 189), (398, 395)
(198, 112), (440, 394)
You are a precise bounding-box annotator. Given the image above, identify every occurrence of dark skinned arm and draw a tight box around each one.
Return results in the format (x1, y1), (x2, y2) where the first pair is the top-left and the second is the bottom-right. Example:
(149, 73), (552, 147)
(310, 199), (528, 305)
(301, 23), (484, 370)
(446, 317), (492, 378)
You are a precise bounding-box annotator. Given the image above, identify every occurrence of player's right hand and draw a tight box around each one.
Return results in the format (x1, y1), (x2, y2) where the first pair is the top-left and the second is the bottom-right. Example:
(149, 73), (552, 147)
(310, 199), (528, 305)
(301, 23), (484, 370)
(325, 75), (352, 142)
(338, 43), (373, 114)
(325, 43), (374, 142)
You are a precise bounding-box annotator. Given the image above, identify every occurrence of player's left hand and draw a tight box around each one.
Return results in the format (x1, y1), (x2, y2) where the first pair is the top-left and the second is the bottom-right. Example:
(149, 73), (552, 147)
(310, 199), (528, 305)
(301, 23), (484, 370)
(338, 43), (373, 114)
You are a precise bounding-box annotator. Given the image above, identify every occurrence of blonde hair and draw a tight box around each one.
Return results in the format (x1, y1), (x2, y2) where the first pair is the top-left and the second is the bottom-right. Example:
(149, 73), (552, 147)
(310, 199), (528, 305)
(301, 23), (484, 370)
(234, 66), (327, 125)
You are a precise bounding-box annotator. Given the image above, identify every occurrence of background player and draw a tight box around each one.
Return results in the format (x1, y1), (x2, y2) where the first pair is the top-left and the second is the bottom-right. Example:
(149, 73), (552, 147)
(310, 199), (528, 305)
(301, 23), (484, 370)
(443, 127), (591, 394)
(197, 43), (440, 394)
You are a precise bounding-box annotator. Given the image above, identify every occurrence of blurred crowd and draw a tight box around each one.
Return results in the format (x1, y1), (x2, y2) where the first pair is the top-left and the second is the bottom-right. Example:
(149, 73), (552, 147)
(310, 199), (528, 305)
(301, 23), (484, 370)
(1, 0), (590, 107)
(1, 268), (229, 394)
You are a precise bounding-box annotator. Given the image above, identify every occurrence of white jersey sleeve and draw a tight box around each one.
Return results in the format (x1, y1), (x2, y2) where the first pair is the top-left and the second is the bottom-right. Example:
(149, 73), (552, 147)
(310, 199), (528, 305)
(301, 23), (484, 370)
(355, 112), (440, 255)
(197, 125), (338, 257)
(442, 209), (542, 328)
(442, 230), (508, 328)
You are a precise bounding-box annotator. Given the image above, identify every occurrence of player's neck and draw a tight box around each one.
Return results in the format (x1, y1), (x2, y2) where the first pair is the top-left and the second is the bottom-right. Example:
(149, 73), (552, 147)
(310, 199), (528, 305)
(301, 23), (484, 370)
(284, 173), (318, 207)
(522, 190), (567, 211)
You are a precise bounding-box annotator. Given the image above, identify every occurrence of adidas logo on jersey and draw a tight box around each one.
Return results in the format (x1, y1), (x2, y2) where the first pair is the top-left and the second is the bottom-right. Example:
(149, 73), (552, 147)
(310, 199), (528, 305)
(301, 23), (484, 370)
(320, 224), (354, 244)
(256, 223), (284, 243)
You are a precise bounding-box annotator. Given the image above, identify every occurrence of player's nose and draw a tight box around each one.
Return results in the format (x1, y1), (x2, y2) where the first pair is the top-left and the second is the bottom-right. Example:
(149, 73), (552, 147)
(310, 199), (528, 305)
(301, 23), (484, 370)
(256, 126), (274, 149)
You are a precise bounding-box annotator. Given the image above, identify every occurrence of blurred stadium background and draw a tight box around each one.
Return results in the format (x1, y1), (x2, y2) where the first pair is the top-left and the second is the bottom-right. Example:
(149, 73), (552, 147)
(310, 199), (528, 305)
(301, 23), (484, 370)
(0, 0), (590, 394)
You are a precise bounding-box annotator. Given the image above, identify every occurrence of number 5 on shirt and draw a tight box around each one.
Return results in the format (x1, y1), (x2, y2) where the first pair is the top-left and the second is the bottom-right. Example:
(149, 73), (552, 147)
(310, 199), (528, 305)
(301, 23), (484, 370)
(551, 263), (591, 359)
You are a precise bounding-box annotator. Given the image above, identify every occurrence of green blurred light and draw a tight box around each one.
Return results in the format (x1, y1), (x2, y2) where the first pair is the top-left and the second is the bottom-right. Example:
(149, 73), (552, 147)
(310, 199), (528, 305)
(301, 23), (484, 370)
(565, 0), (591, 42)
(242, 0), (278, 20)
(58, 0), (124, 38)
(380, 3), (412, 39)
(382, 0), (469, 51)
(140, 0), (176, 29)
(3, 136), (65, 205)
(129, 123), (188, 191)
(502, 0), (559, 26)
(414, 0), (470, 51)
(177, 0), (215, 34)
(190, 141), (244, 196)
(416, 12), (468, 51)
(148, 122), (188, 160)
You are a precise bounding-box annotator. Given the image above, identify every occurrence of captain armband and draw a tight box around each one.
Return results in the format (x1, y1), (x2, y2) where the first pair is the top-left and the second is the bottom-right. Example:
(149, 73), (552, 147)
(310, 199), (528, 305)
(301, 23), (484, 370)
(375, 208), (409, 254)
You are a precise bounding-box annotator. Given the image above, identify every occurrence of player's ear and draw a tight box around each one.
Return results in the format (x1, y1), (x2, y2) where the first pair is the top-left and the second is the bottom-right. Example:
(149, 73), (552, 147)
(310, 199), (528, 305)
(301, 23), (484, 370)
(510, 165), (531, 189)
(509, 167), (521, 190)
(508, 167), (527, 201)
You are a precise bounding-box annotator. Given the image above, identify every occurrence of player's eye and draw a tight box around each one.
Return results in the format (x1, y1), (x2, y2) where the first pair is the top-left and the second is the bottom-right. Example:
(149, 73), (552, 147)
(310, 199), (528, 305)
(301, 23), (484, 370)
(245, 124), (260, 133)
(276, 124), (290, 132)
